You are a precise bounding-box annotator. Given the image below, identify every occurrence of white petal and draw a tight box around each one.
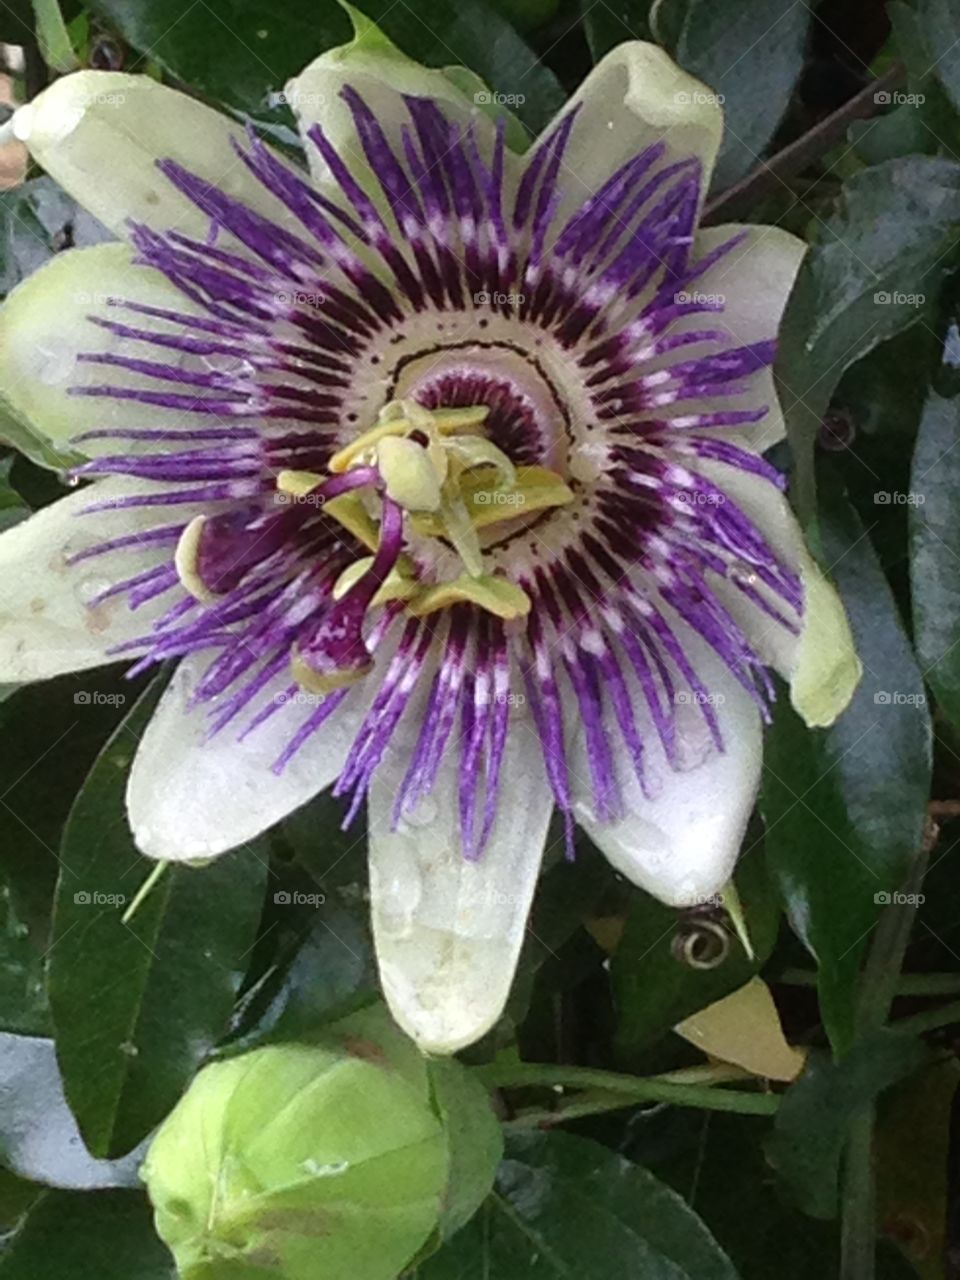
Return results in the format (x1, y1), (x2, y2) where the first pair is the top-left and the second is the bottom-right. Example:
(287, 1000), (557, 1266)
(0, 477), (190, 682)
(540, 42), (723, 228)
(0, 244), (227, 459)
(126, 649), (389, 863)
(287, 12), (503, 195)
(368, 708), (553, 1054)
(572, 628), (762, 907)
(694, 458), (861, 726)
(671, 224), (807, 451)
(11, 72), (298, 240)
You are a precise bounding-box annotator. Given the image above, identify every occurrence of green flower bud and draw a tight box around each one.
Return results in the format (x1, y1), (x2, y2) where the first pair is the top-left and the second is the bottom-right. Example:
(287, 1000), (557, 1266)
(142, 1005), (502, 1280)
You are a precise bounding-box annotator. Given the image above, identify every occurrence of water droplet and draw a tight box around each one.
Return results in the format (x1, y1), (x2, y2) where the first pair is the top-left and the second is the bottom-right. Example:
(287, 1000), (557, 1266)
(403, 795), (438, 828)
(119, 1040), (139, 1057)
(302, 1158), (349, 1177)
(75, 576), (111, 605)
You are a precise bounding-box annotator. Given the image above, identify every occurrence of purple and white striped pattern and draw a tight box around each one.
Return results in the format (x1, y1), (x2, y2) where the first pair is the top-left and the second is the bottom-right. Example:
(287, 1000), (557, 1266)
(67, 88), (800, 857)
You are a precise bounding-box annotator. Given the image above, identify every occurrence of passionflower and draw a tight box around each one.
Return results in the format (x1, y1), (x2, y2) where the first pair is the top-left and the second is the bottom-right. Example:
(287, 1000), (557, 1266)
(0, 9), (859, 1053)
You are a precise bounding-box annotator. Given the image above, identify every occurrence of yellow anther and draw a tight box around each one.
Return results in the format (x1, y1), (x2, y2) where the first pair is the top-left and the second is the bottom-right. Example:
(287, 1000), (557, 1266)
(407, 573), (532, 620)
(332, 556), (419, 605)
(290, 649), (371, 695)
(327, 403), (489, 474)
(276, 468), (325, 498)
(414, 464), (575, 536)
(322, 494), (381, 552)
(173, 515), (219, 605)
(377, 435), (443, 512)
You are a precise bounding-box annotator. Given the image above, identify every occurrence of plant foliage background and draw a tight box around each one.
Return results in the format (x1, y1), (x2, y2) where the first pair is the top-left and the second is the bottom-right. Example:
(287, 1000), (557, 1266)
(1, 0), (960, 1277)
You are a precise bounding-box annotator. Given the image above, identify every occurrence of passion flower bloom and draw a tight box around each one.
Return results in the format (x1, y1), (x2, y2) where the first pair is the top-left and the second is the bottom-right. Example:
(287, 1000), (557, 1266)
(0, 11), (859, 1052)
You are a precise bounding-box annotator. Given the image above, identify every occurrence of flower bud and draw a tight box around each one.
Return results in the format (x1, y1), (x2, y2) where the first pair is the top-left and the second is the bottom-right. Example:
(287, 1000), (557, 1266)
(142, 1005), (502, 1280)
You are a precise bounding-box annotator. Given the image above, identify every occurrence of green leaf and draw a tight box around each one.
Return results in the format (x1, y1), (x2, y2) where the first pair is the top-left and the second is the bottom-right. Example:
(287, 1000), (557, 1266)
(48, 679), (269, 1158)
(612, 846), (780, 1059)
(0, 882), (49, 1036)
(909, 329), (960, 733)
(0, 1189), (175, 1279)
(776, 156), (960, 526)
(582, 0), (656, 59)
(917, 0), (960, 118)
(767, 1031), (930, 1219)
(0, 457), (29, 532)
(417, 1130), (741, 1279)
(0, 1033), (140, 1188)
(224, 895), (377, 1052)
(761, 482), (933, 1053)
(0, 670), (136, 949)
(0, 176), (110, 297)
(673, 0), (810, 191)
(426, 1058), (503, 1240)
(85, 0), (563, 136)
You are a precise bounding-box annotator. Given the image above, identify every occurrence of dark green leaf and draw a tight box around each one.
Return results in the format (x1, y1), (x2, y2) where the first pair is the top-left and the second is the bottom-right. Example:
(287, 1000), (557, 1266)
(909, 332), (960, 733)
(917, 0), (960, 119)
(85, 0), (563, 136)
(418, 1131), (741, 1279)
(776, 156), (960, 525)
(761, 482), (933, 1052)
(224, 895), (377, 1052)
(0, 1033), (140, 1188)
(48, 680), (269, 1158)
(0, 176), (110, 297)
(0, 1189), (174, 1279)
(0, 670), (136, 947)
(674, 0), (809, 191)
(612, 846), (779, 1059)
(426, 1057), (503, 1239)
(0, 458), (28, 532)
(582, 0), (656, 60)
(0, 881), (49, 1036)
(767, 1031), (930, 1219)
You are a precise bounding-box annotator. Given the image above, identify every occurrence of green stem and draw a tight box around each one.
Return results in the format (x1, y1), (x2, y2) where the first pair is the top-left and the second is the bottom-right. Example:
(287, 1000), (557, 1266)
(840, 851), (930, 1280)
(780, 968), (960, 996)
(31, 0), (78, 73)
(840, 1109), (877, 1280)
(477, 1063), (779, 1117)
(890, 1000), (960, 1037)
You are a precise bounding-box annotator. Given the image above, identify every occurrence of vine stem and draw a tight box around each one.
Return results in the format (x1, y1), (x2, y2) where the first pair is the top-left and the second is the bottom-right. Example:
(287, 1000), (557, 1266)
(475, 1062), (779, 1119)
